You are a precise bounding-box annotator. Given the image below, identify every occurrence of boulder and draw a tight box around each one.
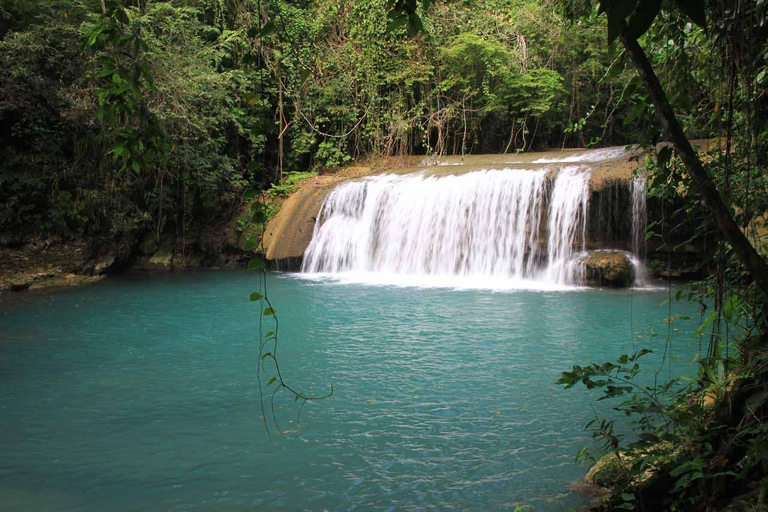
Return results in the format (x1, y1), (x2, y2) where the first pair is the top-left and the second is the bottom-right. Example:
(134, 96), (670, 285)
(585, 251), (635, 288)
(133, 237), (175, 271)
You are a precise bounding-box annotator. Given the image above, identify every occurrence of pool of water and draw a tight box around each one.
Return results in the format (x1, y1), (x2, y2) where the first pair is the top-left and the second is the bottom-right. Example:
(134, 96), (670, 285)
(0, 271), (704, 511)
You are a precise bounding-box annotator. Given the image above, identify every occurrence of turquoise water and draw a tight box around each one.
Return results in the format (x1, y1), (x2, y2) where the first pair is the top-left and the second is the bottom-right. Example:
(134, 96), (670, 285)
(0, 271), (703, 511)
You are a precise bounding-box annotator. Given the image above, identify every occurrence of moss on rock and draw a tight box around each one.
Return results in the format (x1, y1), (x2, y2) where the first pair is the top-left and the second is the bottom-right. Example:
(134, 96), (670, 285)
(585, 251), (635, 288)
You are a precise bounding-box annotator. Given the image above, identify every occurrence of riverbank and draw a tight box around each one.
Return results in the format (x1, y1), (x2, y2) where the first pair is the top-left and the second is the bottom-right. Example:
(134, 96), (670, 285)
(0, 155), (431, 294)
(1, 144), (713, 295)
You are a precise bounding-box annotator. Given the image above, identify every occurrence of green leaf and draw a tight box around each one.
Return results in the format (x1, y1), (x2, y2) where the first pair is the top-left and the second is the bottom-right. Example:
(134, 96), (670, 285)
(261, 351), (272, 360)
(675, 0), (706, 28)
(621, 493), (635, 501)
(604, 59), (625, 81)
(658, 145), (673, 164)
(249, 292), (264, 302)
(406, 13), (423, 36)
(244, 92), (261, 106)
(606, 0), (638, 43)
(265, 331), (275, 338)
(131, 159), (141, 173)
(244, 238), (258, 251)
(248, 258), (264, 270)
(267, 377), (277, 386)
(115, 8), (130, 26)
(693, 309), (717, 339)
(252, 208), (266, 224)
(722, 294), (739, 324)
(607, 11), (623, 43)
(244, 185), (261, 200)
(627, 0), (662, 39)
(300, 68), (310, 85)
(387, 14), (408, 33)
(260, 21), (276, 37)
(263, 307), (277, 316)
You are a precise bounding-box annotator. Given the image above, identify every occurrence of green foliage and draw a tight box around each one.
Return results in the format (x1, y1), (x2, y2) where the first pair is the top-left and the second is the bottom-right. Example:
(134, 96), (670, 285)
(0, 0), (260, 246)
(551, 0), (768, 508)
(2, 0), (684, 246)
(267, 171), (317, 198)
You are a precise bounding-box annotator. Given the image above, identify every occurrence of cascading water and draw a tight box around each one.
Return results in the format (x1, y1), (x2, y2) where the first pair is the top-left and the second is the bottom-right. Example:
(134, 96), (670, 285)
(544, 166), (591, 285)
(300, 147), (654, 289)
(302, 169), (550, 280)
(630, 173), (651, 287)
(631, 173), (648, 258)
(302, 167), (595, 287)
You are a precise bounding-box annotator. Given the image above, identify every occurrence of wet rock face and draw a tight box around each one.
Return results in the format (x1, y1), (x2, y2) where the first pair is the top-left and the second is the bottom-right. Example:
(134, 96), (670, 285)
(584, 251), (635, 288)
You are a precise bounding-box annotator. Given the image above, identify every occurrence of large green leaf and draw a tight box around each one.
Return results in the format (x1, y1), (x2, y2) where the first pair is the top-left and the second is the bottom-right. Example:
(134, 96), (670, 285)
(627, 0), (662, 40)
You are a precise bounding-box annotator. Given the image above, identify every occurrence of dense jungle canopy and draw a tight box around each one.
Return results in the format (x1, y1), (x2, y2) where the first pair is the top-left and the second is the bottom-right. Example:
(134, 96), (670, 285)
(1, 0), (746, 248)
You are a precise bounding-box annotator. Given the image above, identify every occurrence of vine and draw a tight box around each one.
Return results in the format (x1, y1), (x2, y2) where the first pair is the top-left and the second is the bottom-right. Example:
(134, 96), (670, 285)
(245, 2), (333, 439)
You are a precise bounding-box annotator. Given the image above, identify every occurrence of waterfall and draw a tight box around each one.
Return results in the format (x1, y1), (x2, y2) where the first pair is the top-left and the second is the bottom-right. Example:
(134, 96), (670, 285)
(631, 173), (648, 258)
(302, 167), (596, 287)
(544, 166), (591, 285)
(630, 173), (650, 286)
(302, 170), (549, 279)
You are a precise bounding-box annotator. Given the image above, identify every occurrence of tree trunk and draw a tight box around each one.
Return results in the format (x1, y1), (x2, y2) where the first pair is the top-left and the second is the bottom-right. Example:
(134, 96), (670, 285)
(619, 25), (768, 297)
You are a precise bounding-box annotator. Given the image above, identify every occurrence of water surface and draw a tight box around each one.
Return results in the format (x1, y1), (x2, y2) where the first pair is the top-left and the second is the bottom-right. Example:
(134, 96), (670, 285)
(0, 271), (703, 511)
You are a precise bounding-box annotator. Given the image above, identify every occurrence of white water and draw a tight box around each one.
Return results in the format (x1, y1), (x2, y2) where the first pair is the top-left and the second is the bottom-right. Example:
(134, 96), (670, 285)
(302, 169), (550, 280)
(302, 167), (599, 287)
(544, 166), (591, 285)
(301, 147), (653, 290)
(630, 173), (651, 287)
(532, 146), (631, 164)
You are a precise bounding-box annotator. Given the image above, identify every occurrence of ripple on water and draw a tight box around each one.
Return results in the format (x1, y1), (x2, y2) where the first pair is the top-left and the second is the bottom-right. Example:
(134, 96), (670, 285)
(0, 271), (703, 511)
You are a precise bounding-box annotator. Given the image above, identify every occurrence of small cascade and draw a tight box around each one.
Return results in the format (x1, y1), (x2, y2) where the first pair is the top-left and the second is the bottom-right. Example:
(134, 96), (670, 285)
(544, 166), (591, 285)
(630, 173), (651, 287)
(631, 173), (648, 258)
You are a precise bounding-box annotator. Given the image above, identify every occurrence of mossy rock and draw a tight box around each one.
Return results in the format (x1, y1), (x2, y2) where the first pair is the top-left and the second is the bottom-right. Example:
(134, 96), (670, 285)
(585, 251), (635, 288)
(585, 452), (632, 488)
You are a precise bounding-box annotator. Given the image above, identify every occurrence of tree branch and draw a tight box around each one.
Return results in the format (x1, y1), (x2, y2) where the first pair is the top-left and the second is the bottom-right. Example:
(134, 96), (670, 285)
(619, 25), (768, 297)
